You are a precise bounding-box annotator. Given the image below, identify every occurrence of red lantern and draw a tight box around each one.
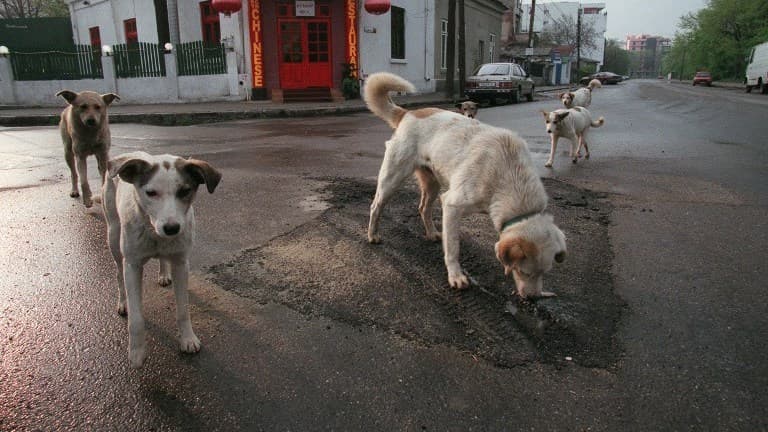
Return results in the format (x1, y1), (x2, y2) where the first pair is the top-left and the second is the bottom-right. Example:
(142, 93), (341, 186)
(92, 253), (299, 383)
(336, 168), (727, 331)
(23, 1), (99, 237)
(211, 0), (242, 16)
(364, 0), (390, 15)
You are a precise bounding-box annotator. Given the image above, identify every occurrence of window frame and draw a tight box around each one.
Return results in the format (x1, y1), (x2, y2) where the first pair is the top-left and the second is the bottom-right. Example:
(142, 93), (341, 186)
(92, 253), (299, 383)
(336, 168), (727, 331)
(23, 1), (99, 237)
(200, 1), (221, 44)
(123, 18), (138, 45)
(390, 6), (405, 60)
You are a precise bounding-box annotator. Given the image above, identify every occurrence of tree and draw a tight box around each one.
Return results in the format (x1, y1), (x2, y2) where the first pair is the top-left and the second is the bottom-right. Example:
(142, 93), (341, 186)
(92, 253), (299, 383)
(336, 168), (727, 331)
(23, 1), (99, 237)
(0, 0), (68, 18)
(538, 13), (600, 51)
(603, 38), (631, 75)
(661, 0), (768, 80)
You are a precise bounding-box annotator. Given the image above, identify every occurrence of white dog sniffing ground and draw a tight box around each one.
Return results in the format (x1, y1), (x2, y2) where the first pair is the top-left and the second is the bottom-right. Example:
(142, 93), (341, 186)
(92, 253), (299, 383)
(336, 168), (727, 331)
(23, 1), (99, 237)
(364, 72), (566, 298)
(560, 78), (601, 109)
(542, 107), (605, 167)
(103, 151), (221, 368)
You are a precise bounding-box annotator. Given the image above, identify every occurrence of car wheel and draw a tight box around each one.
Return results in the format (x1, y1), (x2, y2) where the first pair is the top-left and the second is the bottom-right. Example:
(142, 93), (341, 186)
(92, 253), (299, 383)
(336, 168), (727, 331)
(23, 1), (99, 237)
(512, 87), (521, 104)
(746, 85), (753, 93)
(762, 79), (768, 94)
(692, 82), (696, 86)
(526, 86), (535, 102)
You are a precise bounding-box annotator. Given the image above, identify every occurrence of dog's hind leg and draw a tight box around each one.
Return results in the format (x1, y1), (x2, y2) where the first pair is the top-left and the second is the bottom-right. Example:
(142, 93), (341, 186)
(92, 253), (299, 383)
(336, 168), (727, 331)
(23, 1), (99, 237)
(415, 167), (441, 241)
(170, 256), (201, 354)
(76, 156), (93, 207)
(368, 142), (414, 244)
(158, 259), (172, 287)
(103, 179), (126, 315)
(580, 133), (590, 159)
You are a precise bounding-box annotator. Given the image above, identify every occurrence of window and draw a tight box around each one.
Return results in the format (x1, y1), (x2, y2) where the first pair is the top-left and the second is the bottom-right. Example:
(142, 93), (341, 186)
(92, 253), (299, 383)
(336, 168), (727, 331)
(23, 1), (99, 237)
(391, 6), (405, 60)
(89, 26), (101, 49)
(124, 18), (138, 45)
(488, 33), (496, 62)
(478, 40), (484, 66)
(440, 19), (447, 70)
(200, 1), (221, 44)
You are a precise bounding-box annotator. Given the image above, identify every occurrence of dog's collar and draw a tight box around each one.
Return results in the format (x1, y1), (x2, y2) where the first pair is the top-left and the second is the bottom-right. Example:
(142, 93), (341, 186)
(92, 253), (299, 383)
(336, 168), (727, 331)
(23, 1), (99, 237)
(500, 211), (541, 232)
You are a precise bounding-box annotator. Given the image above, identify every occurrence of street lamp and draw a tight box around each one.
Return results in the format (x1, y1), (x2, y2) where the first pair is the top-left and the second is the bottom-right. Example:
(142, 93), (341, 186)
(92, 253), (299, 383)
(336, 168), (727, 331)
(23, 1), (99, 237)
(164, 43), (174, 53)
(0, 46), (9, 57)
(101, 45), (113, 56)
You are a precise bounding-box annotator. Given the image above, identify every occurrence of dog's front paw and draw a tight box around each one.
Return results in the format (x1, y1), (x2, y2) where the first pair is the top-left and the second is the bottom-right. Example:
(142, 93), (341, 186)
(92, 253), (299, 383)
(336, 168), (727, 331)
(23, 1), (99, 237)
(129, 344), (147, 368)
(584, 153), (590, 159)
(69, 190), (80, 198)
(368, 233), (381, 244)
(82, 196), (93, 208)
(425, 232), (442, 242)
(448, 272), (470, 290)
(544, 160), (553, 168)
(179, 334), (201, 354)
(571, 157), (578, 164)
(158, 275), (172, 287)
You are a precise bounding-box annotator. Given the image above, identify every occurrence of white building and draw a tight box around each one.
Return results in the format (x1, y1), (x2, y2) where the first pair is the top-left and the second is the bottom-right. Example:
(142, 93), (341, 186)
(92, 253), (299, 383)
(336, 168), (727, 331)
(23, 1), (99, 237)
(519, 1), (606, 67)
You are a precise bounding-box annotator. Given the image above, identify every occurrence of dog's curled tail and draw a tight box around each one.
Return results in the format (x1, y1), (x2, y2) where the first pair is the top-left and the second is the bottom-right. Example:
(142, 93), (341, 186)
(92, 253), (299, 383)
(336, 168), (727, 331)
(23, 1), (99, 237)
(591, 116), (605, 128)
(588, 79), (603, 91)
(364, 72), (416, 129)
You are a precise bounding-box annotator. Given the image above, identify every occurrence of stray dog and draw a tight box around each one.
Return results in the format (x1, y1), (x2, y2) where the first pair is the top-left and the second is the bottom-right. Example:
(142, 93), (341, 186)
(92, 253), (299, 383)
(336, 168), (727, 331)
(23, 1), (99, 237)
(103, 151), (221, 368)
(455, 100), (479, 118)
(364, 72), (566, 298)
(542, 107), (605, 167)
(57, 90), (120, 207)
(560, 78), (601, 109)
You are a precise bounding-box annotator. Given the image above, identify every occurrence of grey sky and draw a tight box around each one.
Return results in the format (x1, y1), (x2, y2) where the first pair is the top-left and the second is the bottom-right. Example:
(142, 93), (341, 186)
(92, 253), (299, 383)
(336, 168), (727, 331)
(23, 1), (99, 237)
(526, 0), (708, 40)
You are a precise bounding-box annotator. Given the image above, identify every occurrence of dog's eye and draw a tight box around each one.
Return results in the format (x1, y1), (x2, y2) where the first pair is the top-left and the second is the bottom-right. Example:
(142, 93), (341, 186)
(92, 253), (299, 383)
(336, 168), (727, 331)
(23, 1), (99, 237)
(177, 187), (191, 198)
(146, 190), (158, 197)
(95, 106), (101, 111)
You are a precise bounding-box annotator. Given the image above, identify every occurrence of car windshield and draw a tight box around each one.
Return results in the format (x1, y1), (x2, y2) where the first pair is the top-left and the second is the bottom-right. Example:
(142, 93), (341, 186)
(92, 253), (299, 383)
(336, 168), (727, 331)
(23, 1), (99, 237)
(474, 64), (510, 76)
(696, 72), (710, 77)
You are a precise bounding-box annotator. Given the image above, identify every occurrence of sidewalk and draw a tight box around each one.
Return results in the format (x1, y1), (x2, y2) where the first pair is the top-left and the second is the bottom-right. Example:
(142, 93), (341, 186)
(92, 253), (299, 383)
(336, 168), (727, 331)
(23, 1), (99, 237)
(0, 85), (570, 127)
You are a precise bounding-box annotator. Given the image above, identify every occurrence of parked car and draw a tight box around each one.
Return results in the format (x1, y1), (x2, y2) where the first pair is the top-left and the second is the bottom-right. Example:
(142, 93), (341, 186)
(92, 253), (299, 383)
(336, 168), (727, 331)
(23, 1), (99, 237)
(580, 71), (623, 85)
(465, 62), (535, 104)
(745, 41), (768, 93)
(692, 71), (713, 86)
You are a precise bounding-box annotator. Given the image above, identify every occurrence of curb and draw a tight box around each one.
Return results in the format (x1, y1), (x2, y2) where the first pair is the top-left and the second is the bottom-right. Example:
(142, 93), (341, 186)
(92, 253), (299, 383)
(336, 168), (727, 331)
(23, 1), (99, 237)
(0, 98), (454, 127)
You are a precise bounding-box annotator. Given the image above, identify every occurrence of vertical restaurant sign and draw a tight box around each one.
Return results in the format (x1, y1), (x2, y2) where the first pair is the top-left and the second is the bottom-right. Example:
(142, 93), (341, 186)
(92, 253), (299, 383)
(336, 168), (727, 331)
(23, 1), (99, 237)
(248, 0), (264, 88)
(345, 0), (358, 78)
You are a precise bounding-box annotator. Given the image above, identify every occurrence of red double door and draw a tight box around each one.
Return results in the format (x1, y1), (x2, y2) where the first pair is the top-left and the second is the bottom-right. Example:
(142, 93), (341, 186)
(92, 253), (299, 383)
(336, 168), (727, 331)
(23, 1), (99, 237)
(278, 19), (332, 89)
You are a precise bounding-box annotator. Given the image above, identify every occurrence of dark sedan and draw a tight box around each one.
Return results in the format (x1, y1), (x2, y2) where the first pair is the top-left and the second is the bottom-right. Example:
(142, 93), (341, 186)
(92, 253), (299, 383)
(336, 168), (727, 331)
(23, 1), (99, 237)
(580, 71), (623, 85)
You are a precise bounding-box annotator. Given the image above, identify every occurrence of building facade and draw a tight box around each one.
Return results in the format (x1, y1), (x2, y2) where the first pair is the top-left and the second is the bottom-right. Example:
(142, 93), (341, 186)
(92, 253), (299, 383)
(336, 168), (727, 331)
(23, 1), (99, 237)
(625, 34), (671, 78)
(519, 1), (606, 68)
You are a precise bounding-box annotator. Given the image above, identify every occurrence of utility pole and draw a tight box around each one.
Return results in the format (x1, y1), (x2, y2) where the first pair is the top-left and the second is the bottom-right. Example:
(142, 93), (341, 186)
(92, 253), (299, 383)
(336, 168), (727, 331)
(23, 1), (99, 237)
(458, 0), (466, 98)
(528, 0), (536, 49)
(445, 0), (456, 99)
(576, 4), (582, 81)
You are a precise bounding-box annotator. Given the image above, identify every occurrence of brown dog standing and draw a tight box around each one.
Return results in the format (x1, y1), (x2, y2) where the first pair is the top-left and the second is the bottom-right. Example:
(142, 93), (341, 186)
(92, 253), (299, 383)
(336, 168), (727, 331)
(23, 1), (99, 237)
(57, 90), (120, 207)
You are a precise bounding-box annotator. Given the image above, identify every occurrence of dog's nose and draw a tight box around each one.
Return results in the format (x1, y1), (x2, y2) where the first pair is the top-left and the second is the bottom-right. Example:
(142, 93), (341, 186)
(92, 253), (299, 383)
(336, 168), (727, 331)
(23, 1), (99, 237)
(163, 223), (181, 236)
(547, 130), (552, 134)
(85, 118), (97, 127)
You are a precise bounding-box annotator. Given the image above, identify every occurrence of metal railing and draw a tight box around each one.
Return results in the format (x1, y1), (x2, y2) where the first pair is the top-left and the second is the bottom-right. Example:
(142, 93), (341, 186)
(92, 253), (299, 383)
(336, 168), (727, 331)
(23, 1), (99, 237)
(176, 41), (226, 76)
(112, 42), (166, 78)
(9, 45), (103, 80)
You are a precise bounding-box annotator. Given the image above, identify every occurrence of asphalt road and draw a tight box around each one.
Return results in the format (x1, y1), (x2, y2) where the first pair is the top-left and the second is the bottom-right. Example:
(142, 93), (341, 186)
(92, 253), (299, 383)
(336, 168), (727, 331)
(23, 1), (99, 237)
(1, 80), (767, 431)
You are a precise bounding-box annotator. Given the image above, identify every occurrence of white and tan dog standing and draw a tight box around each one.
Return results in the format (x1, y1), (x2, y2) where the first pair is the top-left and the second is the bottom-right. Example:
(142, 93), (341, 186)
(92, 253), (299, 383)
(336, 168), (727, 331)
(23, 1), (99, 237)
(455, 100), (479, 119)
(57, 90), (120, 207)
(364, 72), (566, 298)
(560, 78), (601, 109)
(542, 107), (605, 167)
(103, 151), (221, 368)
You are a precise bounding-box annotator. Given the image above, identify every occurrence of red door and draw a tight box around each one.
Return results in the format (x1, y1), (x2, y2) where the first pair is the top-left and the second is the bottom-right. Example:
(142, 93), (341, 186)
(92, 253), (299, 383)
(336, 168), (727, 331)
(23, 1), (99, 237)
(278, 18), (332, 88)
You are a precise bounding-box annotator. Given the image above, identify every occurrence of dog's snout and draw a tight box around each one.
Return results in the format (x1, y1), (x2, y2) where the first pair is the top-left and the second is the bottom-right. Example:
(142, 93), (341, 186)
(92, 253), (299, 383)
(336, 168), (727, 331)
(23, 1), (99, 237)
(163, 223), (181, 236)
(547, 130), (552, 134)
(85, 118), (97, 127)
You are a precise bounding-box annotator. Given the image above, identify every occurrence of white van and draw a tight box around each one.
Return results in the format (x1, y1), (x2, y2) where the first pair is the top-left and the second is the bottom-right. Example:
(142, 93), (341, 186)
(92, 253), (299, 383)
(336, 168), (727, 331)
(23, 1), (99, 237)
(745, 41), (768, 93)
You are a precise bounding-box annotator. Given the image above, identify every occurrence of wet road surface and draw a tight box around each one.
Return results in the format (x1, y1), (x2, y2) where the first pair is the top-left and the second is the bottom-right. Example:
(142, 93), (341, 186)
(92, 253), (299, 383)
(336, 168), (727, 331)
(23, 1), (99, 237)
(1, 80), (767, 431)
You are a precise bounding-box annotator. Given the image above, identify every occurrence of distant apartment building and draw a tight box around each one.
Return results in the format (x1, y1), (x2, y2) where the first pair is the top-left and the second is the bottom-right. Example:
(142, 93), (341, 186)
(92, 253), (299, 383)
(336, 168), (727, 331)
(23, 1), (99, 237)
(625, 34), (671, 78)
(519, 1), (606, 68)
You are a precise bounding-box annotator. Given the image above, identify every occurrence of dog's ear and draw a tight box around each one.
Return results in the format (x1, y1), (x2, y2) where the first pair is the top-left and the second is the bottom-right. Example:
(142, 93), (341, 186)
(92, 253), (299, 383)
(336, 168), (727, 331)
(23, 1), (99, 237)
(495, 237), (538, 276)
(558, 92), (566, 98)
(108, 156), (153, 184)
(181, 159), (222, 194)
(56, 90), (78, 104)
(102, 93), (120, 105)
(556, 111), (570, 120)
(541, 110), (549, 119)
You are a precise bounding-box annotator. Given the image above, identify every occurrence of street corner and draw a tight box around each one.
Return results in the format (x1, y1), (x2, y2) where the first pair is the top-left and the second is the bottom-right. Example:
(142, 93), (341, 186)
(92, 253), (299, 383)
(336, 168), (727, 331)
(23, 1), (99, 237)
(208, 177), (626, 369)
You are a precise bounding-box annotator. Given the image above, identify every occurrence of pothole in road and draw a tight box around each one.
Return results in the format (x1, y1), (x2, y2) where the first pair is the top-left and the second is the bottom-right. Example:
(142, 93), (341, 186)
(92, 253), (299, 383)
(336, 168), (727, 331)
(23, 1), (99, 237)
(209, 178), (625, 368)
